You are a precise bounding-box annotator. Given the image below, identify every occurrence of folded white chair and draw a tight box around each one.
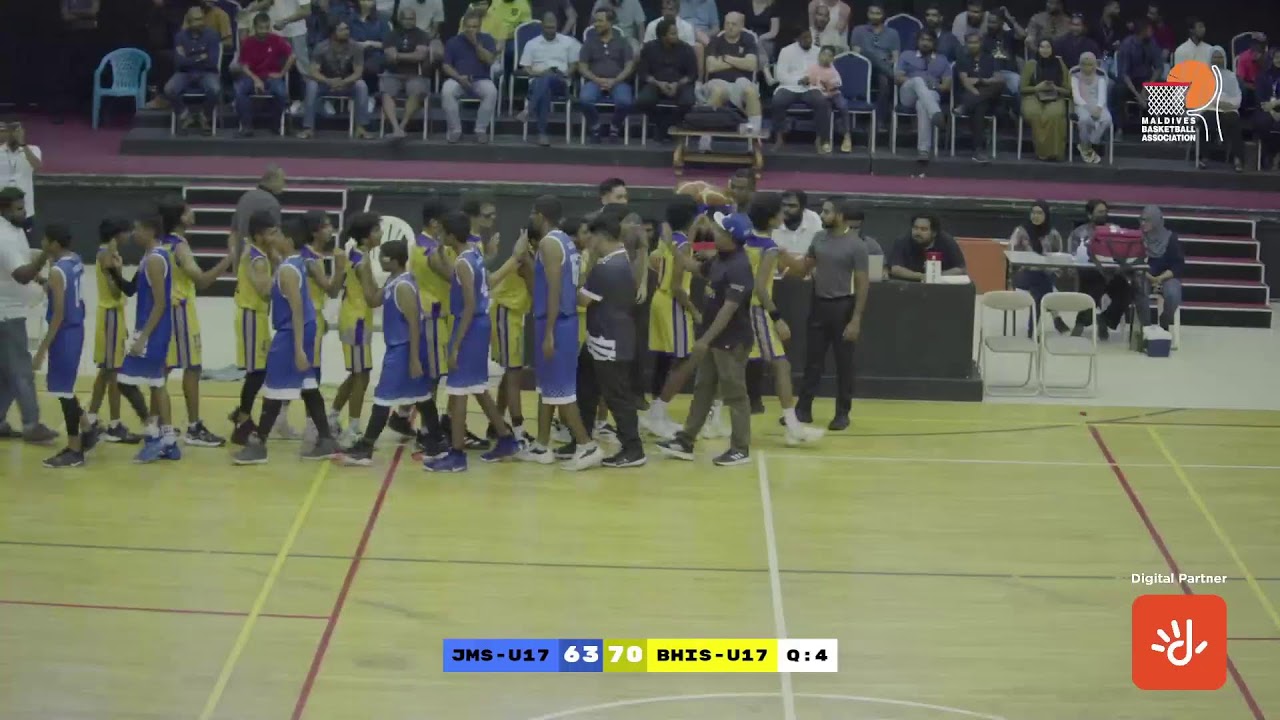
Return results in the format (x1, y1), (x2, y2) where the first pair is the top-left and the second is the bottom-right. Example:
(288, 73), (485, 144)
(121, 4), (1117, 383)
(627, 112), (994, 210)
(1040, 291), (1098, 396)
(979, 290), (1040, 395)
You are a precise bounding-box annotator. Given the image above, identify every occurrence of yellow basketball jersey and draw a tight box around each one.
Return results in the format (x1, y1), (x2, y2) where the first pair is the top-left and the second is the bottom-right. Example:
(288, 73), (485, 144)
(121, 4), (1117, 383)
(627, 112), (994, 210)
(96, 244), (124, 311)
(491, 271), (531, 314)
(165, 234), (197, 301)
(656, 232), (693, 296)
(744, 235), (778, 307)
(339, 245), (374, 329)
(410, 234), (452, 316)
(233, 245), (270, 312)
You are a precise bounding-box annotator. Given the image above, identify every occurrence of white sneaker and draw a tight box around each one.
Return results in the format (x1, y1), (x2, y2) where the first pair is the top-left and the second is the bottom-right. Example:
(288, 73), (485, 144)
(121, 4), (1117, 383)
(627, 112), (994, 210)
(272, 418), (302, 440)
(699, 407), (729, 439)
(290, 100), (303, 116)
(323, 100), (337, 116)
(551, 419), (571, 444)
(698, 135), (713, 153)
(784, 423), (825, 446)
(327, 411), (343, 436)
(562, 443), (604, 471)
(339, 423), (361, 446)
(518, 442), (555, 465)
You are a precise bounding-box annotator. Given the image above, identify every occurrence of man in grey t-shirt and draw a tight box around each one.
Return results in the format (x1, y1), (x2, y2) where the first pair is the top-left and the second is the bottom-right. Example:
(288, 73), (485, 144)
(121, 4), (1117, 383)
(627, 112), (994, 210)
(796, 198), (870, 431)
(230, 165), (285, 263)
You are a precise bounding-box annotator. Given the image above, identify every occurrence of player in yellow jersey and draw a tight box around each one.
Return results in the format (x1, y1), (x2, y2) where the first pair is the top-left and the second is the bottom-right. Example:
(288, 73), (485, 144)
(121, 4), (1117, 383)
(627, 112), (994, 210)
(330, 212), (381, 443)
(84, 218), (147, 444)
(642, 197), (702, 438)
(227, 212), (282, 445)
(738, 196), (823, 446)
(156, 197), (234, 447)
(486, 227), (533, 442)
(293, 210), (346, 444)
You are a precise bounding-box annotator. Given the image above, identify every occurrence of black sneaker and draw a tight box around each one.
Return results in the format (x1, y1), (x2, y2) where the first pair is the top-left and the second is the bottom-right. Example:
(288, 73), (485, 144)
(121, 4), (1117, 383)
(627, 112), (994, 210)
(341, 439), (375, 466)
(603, 448), (647, 468)
(184, 421), (227, 448)
(656, 434), (695, 461)
(828, 415), (850, 432)
(103, 422), (143, 444)
(42, 447), (85, 468)
(554, 441), (577, 460)
(80, 422), (101, 454)
(463, 431), (490, 450)
(416, 431), (450, 460)
(388, 411), (415, 438)
(228, 410), (256, 446)
(712, 448), (750, 466)
(750, 398), (766, 415)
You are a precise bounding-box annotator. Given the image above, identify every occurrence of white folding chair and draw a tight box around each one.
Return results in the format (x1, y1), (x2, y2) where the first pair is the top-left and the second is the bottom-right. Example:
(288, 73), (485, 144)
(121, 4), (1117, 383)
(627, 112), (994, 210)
(377, 65), (431, 140)
(1039, 291), (1098, 396)
(577, 77), (633, 144)
(979, 290), (1039, 395)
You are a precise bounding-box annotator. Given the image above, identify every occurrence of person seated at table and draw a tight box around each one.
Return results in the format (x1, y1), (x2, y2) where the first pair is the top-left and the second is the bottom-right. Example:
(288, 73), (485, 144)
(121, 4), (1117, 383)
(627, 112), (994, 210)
(1009, 200), (1064, 334)
(634, 17), (698, 143)
(887, 214), (967, 282)
(1020, 39), (1070, 161)
(1071, 51), (1110, 164)
(578, 8), (637, 142)
(1066, 198), (1130, 338)
(894, 30), (952, 160)
(1199, 46), (1245, 173)
(1133, 206), (1184, 331)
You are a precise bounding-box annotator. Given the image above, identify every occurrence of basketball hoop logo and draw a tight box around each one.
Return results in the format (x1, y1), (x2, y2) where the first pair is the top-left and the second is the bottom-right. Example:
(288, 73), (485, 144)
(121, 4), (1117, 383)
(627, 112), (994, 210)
(1143, 60), (1222, 143)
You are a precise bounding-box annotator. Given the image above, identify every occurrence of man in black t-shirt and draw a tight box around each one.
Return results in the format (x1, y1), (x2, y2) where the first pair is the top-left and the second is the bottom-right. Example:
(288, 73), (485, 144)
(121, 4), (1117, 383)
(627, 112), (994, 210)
(955, 32), (1004, 163)
(381, 7), (431, 138)
(701, 11), (763, 147)
(656, 212), (756, 467)
(887, 214), (968, 281)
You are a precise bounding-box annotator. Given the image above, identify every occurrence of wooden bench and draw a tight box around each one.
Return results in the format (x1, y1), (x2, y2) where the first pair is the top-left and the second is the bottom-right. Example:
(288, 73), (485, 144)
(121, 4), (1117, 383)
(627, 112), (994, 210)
(669, 128), (766, 180)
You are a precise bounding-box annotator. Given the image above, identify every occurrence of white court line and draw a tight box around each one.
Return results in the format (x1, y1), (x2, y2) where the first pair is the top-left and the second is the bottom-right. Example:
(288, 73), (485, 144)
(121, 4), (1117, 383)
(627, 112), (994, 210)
(769, 453), (1280, 472)
(757, 452), (796, 720)
(522, 692), (1009, 720)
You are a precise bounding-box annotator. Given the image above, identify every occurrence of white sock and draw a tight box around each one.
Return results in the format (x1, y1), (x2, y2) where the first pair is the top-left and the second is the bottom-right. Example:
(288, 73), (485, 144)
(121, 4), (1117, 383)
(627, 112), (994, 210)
(650, 398), (667, 416)
(85, 412), (98, 426)
(161, 425), (177, 444)
(748, 115), (762, 133)
(512, 423), (525, 438)
(783, 407), (800, 429)
(146, 419), (160, 438)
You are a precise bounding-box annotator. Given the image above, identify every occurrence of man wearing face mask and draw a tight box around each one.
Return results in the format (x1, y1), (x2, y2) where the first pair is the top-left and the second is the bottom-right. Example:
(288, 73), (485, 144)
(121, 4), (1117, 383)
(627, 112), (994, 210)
(1066, 198), (1130, 337)
(0, 122), (42, 236)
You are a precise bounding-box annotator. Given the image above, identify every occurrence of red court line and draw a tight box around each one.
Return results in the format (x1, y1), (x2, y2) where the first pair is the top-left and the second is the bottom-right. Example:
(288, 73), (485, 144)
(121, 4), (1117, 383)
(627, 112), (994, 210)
(1089, 427), (1267, 720)
(0, 598), (326, 620)
(291, 446), (405, 720)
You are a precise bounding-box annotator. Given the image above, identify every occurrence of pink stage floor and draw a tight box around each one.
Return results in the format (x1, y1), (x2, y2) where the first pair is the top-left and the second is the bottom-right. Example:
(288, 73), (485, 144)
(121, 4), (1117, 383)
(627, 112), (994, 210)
(27, 115), (1280, 211)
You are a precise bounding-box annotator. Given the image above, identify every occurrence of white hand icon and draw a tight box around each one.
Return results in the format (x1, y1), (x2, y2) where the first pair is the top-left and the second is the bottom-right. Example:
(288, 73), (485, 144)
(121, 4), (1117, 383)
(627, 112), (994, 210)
(1150, 620), (1209, 667)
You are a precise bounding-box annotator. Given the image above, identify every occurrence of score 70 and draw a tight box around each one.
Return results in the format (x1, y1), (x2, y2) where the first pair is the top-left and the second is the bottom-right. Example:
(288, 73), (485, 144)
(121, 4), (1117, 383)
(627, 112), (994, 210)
(560, 645), (642, 662)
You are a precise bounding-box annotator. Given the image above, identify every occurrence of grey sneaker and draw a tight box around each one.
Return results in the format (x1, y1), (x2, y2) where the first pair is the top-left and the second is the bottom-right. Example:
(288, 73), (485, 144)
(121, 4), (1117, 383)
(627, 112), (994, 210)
(23, 423), (59, 446)
(233, 437), (268, 465)
(301, 436), (340, 460)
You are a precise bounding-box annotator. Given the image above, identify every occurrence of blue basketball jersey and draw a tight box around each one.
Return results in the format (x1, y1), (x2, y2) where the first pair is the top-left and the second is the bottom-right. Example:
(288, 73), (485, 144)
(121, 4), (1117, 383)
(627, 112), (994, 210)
(532, 230), (580, 319)
(271, 255), (317, 331)
(450, 247), (489, 317)
(134, 246), (173, 342)
(47, 254), (86, 327)
(381, 273), (420, 347)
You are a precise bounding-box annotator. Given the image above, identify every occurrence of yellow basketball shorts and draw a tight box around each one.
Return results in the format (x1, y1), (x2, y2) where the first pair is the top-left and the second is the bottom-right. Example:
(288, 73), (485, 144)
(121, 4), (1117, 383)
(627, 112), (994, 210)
(94, 306), (127, 369)
(749, 306), (786, 362)
(648, 293), (694, 358)
(166, 298), (203, 369)
(235, 308), (271, 372)
(490, 304), (526, 369)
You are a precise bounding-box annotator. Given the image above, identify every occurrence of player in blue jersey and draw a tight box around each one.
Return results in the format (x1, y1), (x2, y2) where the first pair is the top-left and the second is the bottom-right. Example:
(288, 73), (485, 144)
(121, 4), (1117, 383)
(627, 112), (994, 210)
(117, 214), (182, 463)
(30, 224), (98, 467)
(296, 211), (348, 445)
(424, 211), (520, 473)
(340, 239), (441, 465)
(233, 219), (339, 464)
(518, 195), (603, 470)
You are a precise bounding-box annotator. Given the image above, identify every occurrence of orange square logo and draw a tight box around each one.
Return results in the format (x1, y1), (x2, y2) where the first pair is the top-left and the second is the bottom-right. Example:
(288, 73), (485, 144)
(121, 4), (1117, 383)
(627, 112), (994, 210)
(1132, 594), (1227, 690)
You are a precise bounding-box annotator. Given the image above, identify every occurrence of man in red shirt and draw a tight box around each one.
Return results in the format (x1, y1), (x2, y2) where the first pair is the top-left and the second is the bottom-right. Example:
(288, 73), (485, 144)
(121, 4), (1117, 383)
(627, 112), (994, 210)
(234, 12), (296, 137)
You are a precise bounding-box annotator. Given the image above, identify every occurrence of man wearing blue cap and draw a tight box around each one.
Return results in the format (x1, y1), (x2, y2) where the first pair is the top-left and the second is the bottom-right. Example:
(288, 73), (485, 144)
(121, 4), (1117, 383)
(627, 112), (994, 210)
(656, 211), (756, 466)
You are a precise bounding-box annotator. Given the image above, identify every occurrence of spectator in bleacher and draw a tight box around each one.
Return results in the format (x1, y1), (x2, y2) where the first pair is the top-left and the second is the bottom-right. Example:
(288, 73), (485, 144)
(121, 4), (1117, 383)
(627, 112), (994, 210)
(810, 5), (848, 54)
(646, 0), (696, 45)
(246, 0), (312, 71)
(300, 20), (373, 139)
(1091, 0), (1122, 62)
(770, 29), (821, 146)
(54, 0), (102, 122)
(0, 122), (41, 233)
(1067, 199), (1128, 337)
(1021, 39), (1069, 161)
(1144, 4), (1176, 58)
(522, 11), (581, 146)
(1200, 46), (1245, 172)
(307, 0), (352, 49)
(894, 30), (951, 160)
(534, 0), (578, 34)
(592, 0), (647, 46)
(1054, 14), (1099, 70)
(197, 0), (235, 53)
(578, 9), (637, 142)
(983, 10), (1025, 97)
(488, 0), (534, 73)
(441, 10), (499, 143)
(1114, 19), (1162, 129)
(351, 0), (391, 98)
(402, 0), (445, 65)
(680, 0), (720, 46)
(702, 13), (762, 142)
(634, 17), (698, 143)
(1236, 33), (1267, 108)
(166, 6), (224, 134)
(956, 32), (1005, 164)
(809, 0), (851, 38)
(923, 4), (961, 62)
(1134, 206), (1183, 331)
(1071, 52), (1110, 163)
(1255, 48), (1280, 171)
(144, 0), (188, 108)
(888, 214), (966, 281)
(1009, 200), (1064, 333)
(1026, 0), (1069, 53)
(952, 0), (989, 46)
(803, 46), (848, 154)
(745, 0), (780, 68)
(380, 6), (431, 140)
(850, 4), (901, 132)
(1172, 17), (1211, 67)
(234, 12), (296, 137)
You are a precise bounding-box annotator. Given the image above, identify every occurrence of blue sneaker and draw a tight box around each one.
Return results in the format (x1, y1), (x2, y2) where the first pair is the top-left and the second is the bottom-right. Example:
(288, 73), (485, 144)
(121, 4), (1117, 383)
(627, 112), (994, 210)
(161, 441), (182, 460)
(481, 435), (520, 463)
(133, 437), (166, 463)
(424, 449), (467, 473)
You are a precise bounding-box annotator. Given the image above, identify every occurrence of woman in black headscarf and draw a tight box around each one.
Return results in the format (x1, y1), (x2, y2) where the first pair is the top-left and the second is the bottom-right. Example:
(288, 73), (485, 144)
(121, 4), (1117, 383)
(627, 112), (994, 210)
(1134, 206), (1184, 330)
(1010, 200), (1065, 333)
(1020, 39), (1070, 161)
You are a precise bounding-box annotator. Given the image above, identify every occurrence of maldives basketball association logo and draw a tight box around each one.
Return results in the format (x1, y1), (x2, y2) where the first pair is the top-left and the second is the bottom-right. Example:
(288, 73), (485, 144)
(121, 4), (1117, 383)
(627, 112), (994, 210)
(1143, 60), (1223, 143)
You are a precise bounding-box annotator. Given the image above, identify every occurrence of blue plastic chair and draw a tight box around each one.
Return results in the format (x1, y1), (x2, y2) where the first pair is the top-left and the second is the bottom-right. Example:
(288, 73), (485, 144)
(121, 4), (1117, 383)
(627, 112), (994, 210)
(93, 48), (152, 129)
(509, 20), (544, 115)
(885, 14), (923, 58)
(833, 52), (878, 152)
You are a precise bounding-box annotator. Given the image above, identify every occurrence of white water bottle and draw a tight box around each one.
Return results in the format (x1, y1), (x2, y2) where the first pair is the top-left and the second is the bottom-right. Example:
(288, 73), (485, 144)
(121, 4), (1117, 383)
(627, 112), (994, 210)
(925, 252), (942, 283)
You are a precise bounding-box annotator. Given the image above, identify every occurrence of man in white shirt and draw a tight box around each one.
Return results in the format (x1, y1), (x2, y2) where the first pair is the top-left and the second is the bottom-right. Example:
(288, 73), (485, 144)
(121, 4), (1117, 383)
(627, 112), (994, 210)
(0, 187), (58, 443)
(1173, 17), (1211, 67)
(774, 189), (824, 256)
(811, 5), (848, 53)
(0, 122), (42, 234)
(644, 0), (695, 46)
(521, 12), (580, 145)
(769, 30), (822, 148)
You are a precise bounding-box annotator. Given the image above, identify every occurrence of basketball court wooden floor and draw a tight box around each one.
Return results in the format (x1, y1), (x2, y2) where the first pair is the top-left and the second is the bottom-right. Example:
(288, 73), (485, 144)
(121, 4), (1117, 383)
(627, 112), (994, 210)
(2, 380), (1278, 720)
